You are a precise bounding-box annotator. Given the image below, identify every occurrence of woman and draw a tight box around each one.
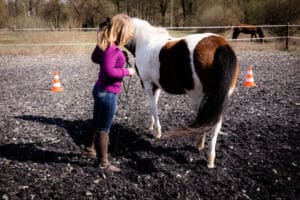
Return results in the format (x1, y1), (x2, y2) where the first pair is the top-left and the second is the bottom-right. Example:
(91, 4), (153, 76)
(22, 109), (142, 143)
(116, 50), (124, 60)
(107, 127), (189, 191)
(82, 14), (136, 173)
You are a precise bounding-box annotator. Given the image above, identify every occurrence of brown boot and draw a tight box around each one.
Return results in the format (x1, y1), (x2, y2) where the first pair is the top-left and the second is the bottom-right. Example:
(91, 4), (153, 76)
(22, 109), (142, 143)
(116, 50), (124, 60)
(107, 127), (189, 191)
(81, 146), (97, 158)
(97, 131), (121, 172)
(81, 128), (97, 158)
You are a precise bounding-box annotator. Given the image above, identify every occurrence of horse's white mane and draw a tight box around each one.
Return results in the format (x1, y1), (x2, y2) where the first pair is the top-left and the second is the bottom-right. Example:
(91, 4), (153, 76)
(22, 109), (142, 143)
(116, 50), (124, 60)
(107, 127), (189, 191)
(132, 18), (170, 43)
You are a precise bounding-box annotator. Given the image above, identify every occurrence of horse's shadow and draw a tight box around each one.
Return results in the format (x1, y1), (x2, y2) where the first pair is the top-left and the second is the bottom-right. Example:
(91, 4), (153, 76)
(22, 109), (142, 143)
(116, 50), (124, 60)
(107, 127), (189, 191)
(1, 115), (203, 173)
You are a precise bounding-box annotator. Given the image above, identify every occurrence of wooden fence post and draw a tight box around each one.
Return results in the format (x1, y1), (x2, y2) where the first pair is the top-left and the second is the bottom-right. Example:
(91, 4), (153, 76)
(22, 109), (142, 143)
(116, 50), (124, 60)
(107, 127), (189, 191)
(286, 23), (289, 50)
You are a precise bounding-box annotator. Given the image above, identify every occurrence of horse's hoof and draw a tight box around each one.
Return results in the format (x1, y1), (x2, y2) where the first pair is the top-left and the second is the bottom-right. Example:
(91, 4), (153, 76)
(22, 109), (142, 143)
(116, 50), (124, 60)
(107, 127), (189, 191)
(147, 127), (154, 131)
(198, 146), (205, 151)
(155, 133), (161, 139)
(197, 142), (205, 151)
(207, 163), (215, 169)
(146, 122), (154, 131)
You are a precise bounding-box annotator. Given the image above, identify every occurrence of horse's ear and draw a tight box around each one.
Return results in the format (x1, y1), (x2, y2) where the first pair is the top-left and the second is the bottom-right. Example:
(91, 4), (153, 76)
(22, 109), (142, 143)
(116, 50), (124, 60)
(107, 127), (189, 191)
(99, 17), (111, 29)
(99, 21), (105, 29)
(106, 17), (112, 28)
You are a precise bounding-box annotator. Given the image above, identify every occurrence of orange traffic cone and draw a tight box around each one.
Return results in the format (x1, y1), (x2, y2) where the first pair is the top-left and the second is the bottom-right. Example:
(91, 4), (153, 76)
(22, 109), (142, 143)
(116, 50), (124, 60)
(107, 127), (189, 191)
(244, 65), (256, 87)
(51, 71), (64, 92)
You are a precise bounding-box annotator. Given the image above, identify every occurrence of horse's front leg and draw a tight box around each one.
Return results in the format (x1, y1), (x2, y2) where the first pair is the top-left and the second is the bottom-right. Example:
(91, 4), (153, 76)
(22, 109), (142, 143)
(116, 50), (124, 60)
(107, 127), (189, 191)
(254, 33), (258, 42)
(147, 89), (161, 130)
(145, 85), (162, 139)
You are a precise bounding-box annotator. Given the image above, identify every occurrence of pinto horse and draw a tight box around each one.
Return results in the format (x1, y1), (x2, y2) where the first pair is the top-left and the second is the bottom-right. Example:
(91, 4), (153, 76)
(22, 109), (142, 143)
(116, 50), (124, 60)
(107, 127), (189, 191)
(232, 24), (264, 43)
(125, 18), (239, 168)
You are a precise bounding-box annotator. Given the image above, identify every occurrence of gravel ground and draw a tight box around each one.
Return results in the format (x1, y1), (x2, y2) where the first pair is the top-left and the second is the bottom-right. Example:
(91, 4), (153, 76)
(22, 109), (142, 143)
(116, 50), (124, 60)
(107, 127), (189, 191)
(0, 51), (299, 200)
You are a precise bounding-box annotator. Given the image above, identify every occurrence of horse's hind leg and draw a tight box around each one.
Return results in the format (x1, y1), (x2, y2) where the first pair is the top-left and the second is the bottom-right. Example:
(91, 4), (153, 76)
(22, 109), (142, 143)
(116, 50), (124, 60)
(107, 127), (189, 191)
(207, 116), (222, 168)
(191, 94), (206, 150)
(197, 134), (206, 150)
(147, 116), (155, 131)
(145, 84), (162, 139)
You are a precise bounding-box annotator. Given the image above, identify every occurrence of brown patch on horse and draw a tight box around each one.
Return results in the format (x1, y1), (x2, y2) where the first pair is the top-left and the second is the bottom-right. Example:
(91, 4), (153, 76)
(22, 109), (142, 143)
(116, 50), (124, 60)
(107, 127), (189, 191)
(237, 24), (257, 32)
(193, 35), (228, 93)
(159, 39), (194, 94)
(232, 24), (264, 42)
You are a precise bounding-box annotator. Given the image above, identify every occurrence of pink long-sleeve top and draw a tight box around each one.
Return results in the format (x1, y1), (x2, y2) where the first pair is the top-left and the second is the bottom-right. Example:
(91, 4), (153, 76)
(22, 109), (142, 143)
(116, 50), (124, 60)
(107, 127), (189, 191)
(92, 44), (130, 94)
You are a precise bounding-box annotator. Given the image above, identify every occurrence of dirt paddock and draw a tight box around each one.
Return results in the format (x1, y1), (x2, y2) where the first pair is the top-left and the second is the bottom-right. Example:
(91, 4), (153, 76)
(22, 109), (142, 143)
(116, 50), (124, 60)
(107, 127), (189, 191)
(0, 51), (299, 199)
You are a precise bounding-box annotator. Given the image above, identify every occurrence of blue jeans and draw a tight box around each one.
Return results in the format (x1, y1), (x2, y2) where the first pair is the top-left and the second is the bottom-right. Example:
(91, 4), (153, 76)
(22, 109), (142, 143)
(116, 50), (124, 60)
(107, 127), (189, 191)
(92, 85), (117, 133)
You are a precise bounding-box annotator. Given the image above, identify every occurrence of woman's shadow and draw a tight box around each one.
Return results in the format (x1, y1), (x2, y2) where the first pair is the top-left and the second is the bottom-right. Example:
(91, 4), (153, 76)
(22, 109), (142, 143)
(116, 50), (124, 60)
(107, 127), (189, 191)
(0, 115), (94, 165)
(2, 115), (158, 165)
(15, 115), (91, 146)
(0, 115), (201, 171)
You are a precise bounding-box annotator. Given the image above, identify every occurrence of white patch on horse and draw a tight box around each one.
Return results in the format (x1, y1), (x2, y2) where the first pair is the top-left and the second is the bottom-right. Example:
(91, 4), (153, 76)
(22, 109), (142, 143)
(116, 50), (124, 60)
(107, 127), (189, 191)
(180, 33), (217, 111)
(132, 19), (170, 90)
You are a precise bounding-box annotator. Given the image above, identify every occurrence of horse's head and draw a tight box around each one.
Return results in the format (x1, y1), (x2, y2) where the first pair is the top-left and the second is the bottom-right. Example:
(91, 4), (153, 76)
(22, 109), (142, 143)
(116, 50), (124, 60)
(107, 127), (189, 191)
(125, 18), (170, 56)
(125, 38), (136, 56)
(124, 18), (150, 56)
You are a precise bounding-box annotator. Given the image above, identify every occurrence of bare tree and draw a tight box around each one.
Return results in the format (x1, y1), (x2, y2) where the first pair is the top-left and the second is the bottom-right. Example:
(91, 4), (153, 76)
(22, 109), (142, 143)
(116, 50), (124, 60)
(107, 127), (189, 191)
(7, 0), (24, 17)
(159, 0), (169, 25)
(0, 0), (9, 28)
(67, 0), (116, 28)
(42, 0), (67, 28)
(1, 0), (299, 29)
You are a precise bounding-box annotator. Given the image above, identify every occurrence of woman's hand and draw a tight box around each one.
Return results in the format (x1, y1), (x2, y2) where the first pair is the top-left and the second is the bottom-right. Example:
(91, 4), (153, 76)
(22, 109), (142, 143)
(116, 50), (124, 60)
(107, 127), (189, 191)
(128, 68), (136, 76)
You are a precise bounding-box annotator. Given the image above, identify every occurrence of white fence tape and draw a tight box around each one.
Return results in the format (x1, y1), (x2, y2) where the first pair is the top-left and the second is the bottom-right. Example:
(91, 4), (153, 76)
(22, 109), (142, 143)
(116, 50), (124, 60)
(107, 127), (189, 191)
(0, 43), (95, 47)
(0, 37), (299, 47)
(0, 24), (299, 32)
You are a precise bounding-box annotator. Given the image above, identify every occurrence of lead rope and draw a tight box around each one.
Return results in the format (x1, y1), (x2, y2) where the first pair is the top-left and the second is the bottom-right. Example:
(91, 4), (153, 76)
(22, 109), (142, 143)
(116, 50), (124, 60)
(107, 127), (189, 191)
(119, 62), (132, 104)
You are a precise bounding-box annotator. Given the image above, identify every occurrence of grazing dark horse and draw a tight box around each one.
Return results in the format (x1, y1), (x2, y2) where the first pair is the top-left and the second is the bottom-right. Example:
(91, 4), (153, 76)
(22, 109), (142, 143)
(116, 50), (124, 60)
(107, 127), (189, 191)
(232, 24), (264, 43)
(124, 18), (239, 168)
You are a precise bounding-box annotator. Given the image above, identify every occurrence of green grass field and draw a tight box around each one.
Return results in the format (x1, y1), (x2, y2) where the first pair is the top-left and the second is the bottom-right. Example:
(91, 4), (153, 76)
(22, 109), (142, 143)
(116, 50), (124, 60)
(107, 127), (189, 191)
(0, 30), (298, 55)
(0, 31), (96, 55)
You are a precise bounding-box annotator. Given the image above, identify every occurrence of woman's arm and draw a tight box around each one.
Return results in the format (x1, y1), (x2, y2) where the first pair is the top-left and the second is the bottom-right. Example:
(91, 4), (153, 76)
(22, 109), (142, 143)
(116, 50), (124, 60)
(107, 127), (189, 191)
(101, 47), (130, 79)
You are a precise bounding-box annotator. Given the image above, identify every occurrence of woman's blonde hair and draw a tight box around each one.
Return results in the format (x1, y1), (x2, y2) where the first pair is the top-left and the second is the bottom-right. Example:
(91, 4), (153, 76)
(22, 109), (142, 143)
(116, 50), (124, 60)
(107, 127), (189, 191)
(97, 14), (133, 50)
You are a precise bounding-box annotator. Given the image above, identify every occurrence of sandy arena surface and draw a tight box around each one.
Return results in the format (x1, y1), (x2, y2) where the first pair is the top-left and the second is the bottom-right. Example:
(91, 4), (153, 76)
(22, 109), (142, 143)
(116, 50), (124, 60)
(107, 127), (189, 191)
(0, 51), (299, 199)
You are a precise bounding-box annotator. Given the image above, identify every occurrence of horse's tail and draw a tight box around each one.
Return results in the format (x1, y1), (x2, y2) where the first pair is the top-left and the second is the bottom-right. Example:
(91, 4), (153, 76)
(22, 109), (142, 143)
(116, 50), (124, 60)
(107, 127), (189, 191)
(165, 44), (238, 138)
(257, 27), (265, 43)
(193, 45), (237, 132)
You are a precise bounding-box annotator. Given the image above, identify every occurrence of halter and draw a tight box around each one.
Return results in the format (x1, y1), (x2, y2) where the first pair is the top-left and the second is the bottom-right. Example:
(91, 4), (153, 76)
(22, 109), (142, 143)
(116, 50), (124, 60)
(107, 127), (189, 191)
(119, 62), (131, 103)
